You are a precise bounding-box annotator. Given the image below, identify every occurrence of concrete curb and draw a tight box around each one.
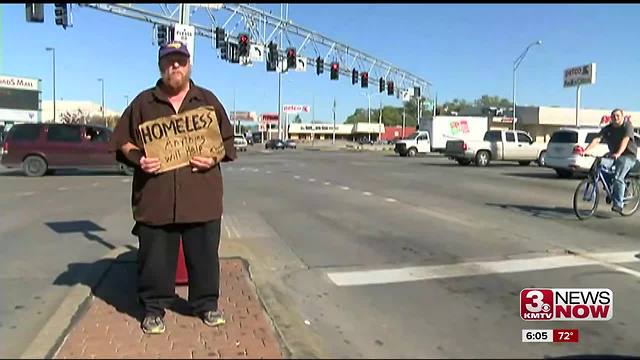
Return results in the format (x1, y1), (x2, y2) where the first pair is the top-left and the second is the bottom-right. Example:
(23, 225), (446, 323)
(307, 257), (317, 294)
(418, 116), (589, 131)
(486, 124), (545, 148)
(19, 246), (132, 359)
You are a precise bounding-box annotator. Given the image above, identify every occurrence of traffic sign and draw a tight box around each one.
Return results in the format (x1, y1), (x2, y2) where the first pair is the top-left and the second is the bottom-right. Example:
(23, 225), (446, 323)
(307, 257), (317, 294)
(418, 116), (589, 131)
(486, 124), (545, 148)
(173, 24), (195, 65)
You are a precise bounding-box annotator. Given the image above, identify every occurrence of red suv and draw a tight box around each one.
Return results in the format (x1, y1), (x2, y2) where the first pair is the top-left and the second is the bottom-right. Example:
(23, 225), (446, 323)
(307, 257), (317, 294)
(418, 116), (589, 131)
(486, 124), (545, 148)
(0, 123), (133, 177)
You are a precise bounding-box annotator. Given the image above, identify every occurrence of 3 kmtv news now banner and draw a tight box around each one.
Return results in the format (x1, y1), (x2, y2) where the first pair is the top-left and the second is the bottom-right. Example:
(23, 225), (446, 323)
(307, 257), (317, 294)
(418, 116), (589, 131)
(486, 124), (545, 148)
(520, 288), (613, 321)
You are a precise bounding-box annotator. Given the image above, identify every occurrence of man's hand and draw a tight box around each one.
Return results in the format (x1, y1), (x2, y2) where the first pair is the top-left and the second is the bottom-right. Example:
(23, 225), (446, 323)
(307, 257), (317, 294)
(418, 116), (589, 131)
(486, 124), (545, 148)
(611, 152), (621, 160)
(140, 156), (161, 174)
(190, 156), (217, 172)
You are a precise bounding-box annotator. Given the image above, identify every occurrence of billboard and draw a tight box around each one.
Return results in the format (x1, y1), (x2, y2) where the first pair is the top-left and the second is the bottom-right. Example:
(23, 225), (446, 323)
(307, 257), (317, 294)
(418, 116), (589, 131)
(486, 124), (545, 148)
(563, 63), (596, 88)
(0, 74), (41, 123)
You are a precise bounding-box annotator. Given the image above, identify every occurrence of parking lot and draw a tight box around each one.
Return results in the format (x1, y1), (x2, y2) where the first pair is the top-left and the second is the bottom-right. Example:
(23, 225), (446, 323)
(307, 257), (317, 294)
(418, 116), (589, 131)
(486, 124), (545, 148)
(1, 147), (639, 358)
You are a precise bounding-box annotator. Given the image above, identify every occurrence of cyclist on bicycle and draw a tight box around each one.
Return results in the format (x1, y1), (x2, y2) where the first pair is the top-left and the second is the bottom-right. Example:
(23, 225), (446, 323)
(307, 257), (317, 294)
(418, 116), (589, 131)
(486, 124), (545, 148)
(583, 108), (637, 214)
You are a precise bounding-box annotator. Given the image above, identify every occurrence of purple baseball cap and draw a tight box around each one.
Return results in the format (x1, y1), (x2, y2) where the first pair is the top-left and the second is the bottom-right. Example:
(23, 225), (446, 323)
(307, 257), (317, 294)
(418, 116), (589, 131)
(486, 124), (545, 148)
(158, 41), (190, 60)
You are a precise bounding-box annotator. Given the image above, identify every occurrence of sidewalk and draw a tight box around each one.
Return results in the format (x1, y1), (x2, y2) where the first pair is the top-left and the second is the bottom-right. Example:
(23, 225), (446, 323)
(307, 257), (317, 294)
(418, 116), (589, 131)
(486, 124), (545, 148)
(54, 255), (284, 359)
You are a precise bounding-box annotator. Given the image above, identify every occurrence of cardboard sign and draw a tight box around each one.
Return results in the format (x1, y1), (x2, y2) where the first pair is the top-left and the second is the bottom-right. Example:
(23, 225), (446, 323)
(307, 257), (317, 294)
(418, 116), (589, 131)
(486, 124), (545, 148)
(138, 106), (225, 173)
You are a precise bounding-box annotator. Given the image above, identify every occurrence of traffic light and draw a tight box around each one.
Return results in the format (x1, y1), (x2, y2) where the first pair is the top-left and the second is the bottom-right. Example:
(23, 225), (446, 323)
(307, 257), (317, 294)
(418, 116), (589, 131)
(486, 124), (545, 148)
(238, 33), (250, 57)
(387, 81), (394, 95)
(286, 48), (296, 69)
(266, 42), (278, 72)
(229, 43), (240, 63)
(330, 62), (339, 80)
(25, 3), (44, 23)
(361, 72), (368, 88)
(156, 24), (171, 46)
(54, 3), (69, 29)
(220, 41), (229, 61)
(215, 27), (226, 49)
(316, 57), (324, 75)
(414, 86), (421, 97)
(379, 77), (385, 93)
(351, 69), (359, 85)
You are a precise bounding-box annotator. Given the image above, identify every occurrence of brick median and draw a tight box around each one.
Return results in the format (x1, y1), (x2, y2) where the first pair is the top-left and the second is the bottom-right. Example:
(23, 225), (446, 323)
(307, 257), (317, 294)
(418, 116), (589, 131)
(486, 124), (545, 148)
(55, 258), (283, 359)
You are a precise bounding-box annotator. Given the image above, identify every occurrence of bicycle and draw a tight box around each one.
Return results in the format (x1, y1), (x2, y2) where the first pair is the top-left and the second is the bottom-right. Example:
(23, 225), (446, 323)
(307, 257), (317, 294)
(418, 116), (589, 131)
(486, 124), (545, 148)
(572, 154), (640, 220)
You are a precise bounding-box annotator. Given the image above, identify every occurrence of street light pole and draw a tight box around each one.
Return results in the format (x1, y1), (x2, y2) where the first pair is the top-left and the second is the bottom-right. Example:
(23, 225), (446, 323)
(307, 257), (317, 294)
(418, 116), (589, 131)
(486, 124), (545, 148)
(97, 78), (105, 126)
(402, 107), (406, 138)
(125, 95), (129, 107)
(378, 97), (383, 142)
(45, 47), (56, 123)
(332, 98), (336, 145)
(362, 92), (372, 142)
(512, 40), (542, 130)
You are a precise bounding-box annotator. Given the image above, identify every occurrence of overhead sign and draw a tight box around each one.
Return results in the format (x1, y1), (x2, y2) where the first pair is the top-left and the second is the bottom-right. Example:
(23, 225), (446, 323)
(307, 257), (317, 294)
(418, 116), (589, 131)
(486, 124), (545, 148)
(173, 24), (196, 65)
(563, 63), (596, 88)
(0, 75), (39, 91)
(295, 57), (307, 72)
(401, 89), (412, 102)
(249, 45), (264, 63)
(282, 104), (310, 114)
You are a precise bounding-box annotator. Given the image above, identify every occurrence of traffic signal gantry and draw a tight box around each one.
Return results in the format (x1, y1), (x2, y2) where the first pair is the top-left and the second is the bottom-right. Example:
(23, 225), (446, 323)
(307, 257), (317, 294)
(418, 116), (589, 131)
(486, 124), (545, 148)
(25, 4), (425, 99)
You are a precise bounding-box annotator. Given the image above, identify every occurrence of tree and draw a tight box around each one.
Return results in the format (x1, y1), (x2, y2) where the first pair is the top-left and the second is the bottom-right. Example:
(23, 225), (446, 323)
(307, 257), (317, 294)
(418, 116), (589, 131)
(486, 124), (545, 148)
(344, 108), (369, 124)
(402, 96), (429, 122)
(440, 98), (474, 115)
(474, 95), (512, 108)
(293, 114), (303, 123)
(437, 95), (512, 115)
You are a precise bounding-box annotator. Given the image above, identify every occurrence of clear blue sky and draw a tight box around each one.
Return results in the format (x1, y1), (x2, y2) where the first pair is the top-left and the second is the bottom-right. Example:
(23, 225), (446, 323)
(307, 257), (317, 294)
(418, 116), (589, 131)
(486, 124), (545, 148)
(2, 4), (639, 123)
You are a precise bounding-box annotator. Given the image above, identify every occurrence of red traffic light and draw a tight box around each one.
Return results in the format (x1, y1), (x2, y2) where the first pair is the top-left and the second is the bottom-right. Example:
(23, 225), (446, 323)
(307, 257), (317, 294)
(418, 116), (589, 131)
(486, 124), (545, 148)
(287, 48), (295, 56)
(332, 63), (338, 70)
(239, 34), (248, 43)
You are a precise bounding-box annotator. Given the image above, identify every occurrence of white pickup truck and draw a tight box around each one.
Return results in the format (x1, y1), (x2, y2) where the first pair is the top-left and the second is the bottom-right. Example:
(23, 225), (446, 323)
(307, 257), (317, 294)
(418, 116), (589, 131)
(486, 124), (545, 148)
(444, 129), (547, 167)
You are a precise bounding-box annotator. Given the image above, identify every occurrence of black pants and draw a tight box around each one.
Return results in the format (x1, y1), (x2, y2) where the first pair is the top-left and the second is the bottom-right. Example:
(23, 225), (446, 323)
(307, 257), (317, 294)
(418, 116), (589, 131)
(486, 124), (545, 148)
(135, 220), (221, 317)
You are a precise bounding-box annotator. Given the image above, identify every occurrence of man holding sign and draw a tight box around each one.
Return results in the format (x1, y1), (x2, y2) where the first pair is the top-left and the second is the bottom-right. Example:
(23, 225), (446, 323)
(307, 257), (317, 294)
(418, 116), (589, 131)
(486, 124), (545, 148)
(110, 41), (236, 334)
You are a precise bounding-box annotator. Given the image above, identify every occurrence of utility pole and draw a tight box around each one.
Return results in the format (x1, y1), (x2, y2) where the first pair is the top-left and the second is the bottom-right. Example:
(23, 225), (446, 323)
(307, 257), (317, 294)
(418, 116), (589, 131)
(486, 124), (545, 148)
(233, 87), (237, 135)
(97, 78), (105, 126)
(332, 98), (336, 145)
(311, 95), (315, 145)
(575, 85), (581, 127)
(45, 47), (56, 123)
(379, 98), (383, 142)
(402, 107), (406, 138)
(179, 3), (190, 25)
(277, 4), (288, 140)
(125, 95), (129, 107)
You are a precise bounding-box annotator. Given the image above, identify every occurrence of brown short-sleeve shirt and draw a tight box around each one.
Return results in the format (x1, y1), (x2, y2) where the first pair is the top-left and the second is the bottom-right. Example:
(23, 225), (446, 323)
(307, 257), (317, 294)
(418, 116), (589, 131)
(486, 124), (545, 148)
(110, 79), (237, 226)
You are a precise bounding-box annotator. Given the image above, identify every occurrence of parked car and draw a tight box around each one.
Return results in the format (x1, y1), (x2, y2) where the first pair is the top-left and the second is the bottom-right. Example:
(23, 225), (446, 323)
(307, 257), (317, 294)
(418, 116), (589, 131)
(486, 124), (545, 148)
(445, 129), (547, 167)
(357, 137), (375, 145)
(545, 126), (640, 178)
(265, 139), (285, 150)
(0, 123), (134, 177)
(234, 135), (248, 152)
(284, 139), (297, 149)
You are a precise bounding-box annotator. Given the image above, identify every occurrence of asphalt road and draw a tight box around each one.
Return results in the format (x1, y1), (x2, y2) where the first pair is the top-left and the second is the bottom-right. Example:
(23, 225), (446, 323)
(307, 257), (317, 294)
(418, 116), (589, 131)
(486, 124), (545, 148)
(221, 147), (640, 358)
(1, 147), (639, 358)
(0, 166), (135, 358)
